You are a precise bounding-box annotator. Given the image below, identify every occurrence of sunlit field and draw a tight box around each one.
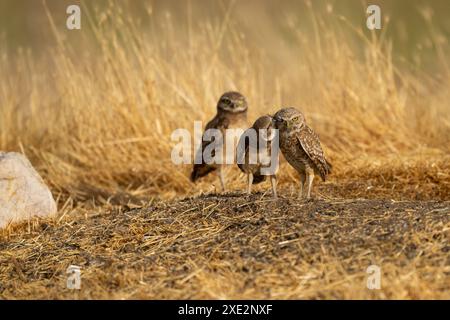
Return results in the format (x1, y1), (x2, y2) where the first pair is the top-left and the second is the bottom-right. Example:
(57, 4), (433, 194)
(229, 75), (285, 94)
(0, 0), (449, 299)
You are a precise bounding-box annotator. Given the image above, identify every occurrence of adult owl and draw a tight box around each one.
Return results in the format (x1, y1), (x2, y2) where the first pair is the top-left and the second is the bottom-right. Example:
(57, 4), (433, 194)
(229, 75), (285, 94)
(273, 107), (331, 198)
(190, 91), (248, 191)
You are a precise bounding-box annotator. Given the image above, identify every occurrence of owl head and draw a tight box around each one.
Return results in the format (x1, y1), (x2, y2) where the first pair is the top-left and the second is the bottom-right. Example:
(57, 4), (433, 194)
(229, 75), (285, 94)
(273, 107), (305, 131)
(252, 115), (275, 141)
(217, 91), (248, 113)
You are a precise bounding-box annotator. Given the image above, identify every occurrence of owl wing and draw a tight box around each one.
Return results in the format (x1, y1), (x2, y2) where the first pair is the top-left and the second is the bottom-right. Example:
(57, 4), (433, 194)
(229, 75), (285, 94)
(202, 114), (230, 156)
(295, 125), (331, 181)
(191, 115), (229, 182)
(236, 128), (252, 172)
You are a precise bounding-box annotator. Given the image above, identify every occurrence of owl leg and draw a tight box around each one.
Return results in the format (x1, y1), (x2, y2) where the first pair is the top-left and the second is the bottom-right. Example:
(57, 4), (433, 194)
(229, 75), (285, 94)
(299, 171), (306, 199)
(270, 175), (278, 199)
(247, 173), (253, 194)
(306, 171), (315, 199)
(219, 165), (226, 192)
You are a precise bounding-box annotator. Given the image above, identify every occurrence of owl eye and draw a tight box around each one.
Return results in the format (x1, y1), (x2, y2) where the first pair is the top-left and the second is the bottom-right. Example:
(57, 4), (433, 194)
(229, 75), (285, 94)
(222, 98), (232, 105)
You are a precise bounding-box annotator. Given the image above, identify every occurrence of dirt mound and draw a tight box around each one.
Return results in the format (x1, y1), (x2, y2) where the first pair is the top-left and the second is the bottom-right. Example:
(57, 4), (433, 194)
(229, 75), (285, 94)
(0, 192), (449, 299)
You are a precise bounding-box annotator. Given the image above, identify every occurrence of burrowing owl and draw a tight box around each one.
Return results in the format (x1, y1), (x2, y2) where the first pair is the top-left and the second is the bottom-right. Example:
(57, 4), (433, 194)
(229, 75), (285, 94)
(237, 115), (278, 198)
(273, 107), (331, 199)
(191, 91), (248, 190)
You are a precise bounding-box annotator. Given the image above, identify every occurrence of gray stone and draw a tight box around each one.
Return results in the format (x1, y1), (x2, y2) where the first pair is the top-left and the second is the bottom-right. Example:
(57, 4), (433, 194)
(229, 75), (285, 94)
(0, 152), (57, 228)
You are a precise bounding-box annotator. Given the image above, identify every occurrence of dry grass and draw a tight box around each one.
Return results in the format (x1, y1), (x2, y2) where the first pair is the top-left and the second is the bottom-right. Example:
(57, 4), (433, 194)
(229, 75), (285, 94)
(0, 1), (448, 204)
(0, 193), (449, 299)
(0, 1), (449, 299)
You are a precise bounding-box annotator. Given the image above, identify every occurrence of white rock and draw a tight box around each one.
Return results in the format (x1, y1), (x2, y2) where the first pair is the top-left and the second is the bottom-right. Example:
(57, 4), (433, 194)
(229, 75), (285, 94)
(0, 152), (57, 228)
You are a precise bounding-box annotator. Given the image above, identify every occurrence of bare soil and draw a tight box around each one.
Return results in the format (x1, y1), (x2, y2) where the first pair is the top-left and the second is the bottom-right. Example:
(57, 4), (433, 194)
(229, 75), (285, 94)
(0, 192), (449, 299)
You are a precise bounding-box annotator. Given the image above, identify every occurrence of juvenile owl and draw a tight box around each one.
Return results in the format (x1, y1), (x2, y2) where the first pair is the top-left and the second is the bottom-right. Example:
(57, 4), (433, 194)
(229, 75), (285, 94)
(237, 115), (278, 198)
(191, 91), (248, 191)
(273, 107), (331, 199)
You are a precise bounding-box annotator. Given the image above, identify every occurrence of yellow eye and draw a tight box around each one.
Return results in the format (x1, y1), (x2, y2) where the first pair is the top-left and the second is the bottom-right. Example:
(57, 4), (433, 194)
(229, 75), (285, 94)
(222, 98), (232, 105)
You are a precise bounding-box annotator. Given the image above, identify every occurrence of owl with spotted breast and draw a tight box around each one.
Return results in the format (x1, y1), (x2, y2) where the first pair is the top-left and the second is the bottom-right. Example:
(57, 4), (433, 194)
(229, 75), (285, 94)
(191, 91), (248, 191)
(273, 107), (331, 199)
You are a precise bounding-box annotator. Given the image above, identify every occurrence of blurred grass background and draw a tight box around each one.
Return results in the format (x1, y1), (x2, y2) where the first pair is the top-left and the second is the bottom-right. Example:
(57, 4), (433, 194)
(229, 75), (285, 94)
(1, 0), (449, 69)
(0, 0), (449, 206)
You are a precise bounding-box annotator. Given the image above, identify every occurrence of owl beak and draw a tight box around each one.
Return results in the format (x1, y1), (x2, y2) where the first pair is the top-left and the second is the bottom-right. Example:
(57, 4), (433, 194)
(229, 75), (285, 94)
(233, 102), (239, 109)
(286, 121), (292, 129)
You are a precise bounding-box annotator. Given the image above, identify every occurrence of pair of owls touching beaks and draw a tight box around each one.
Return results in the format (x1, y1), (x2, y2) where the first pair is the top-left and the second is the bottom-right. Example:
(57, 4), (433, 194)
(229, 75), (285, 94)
(191, 91), (332, 199)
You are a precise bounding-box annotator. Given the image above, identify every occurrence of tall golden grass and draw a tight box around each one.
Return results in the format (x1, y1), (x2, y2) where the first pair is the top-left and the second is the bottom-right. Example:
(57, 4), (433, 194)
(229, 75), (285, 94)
(0, 1), (449, 207)
(0, 1), (449, 300)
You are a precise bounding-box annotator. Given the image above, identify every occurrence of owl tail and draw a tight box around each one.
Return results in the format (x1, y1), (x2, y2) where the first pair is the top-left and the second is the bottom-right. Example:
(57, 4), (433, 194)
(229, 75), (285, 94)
(190, 164), (216, 182)
(319, 159), (333, 182)
(252, 171), (266, 184)
(326, 159), (332, 174)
